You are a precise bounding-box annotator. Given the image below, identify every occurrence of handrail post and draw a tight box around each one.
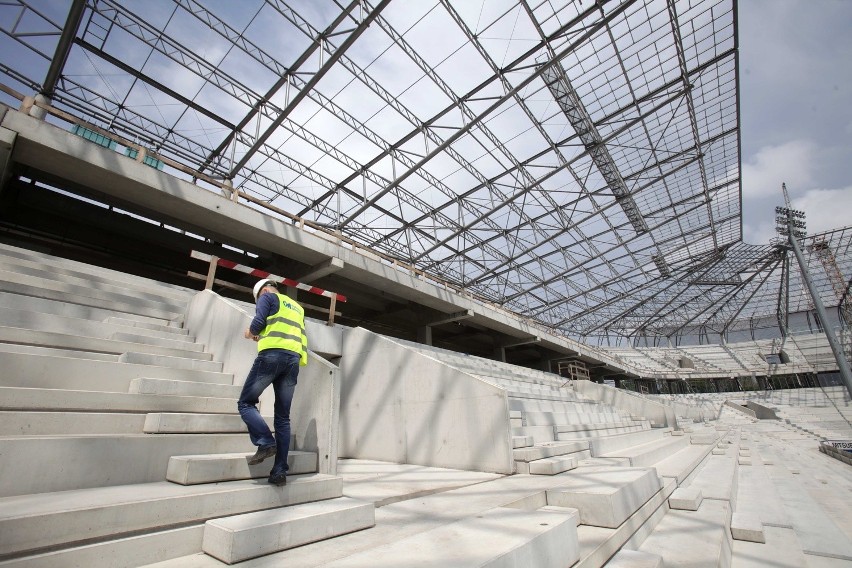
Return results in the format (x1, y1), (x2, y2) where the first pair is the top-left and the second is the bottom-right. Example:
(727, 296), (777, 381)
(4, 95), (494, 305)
(204, 255), (219, 290)
(327, 294), (337, 326)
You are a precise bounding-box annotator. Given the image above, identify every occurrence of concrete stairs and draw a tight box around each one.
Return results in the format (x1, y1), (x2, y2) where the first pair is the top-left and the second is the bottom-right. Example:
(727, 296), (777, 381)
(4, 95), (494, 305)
(0, 243), (372, 566)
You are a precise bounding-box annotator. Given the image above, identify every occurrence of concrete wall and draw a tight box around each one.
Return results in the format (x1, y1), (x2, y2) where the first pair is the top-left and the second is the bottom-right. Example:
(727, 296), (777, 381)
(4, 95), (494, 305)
(574, 381), (677, 428)
(723, 400), (757, 418)
(744, 401), (779, 420)
(185, 290), (339, 475)
(339, 327), (513, 474)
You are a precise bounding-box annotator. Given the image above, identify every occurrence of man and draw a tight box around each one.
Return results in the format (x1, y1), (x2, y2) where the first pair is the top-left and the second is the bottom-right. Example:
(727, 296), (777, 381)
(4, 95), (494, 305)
(238, 278), (308, 486)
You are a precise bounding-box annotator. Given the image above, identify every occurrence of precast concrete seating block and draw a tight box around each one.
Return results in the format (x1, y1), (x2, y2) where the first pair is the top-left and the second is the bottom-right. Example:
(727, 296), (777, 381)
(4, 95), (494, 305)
(0, 326), (206, 360)
(513, 440), (588, 462)
(0, 433), (265, 497)
(0, 410), (147, 436)
(167, 450), (316, 484)
(652, 444), (714, 485)
(712, 448), (727, 455)
(668, 487), (703, 510)
(129, 378), (242, 399)
(730, 512), (765, 543)
(585, 428), (672, 456)
(321, 506), (580, 568)
(143, 413), (271, 434)
(545, 466), (662, 528)
(671, 430), (685, 436)
(0, 474), (342, 557)
(638, 498), (732, 567)
(604, 549), (663, 568)
(739, 457), (752, 466)
(119, 352), (222, 372)
(0, 386), (238, 415)
(109, 331), (204, 351)
(528, 455), (579, 475)
(512, 435), (533, 448)
(0, 269), (185, 315)
(0, 351), (233, 392)
(106, 316), (189, 334)
(601, 435), (689, 467)
(689, 432), (720, 445)
(202, 497), (375, 564)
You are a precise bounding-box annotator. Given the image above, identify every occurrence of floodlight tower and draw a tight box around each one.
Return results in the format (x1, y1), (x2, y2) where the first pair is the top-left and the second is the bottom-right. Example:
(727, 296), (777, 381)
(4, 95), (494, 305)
(776, 183), (852, 398)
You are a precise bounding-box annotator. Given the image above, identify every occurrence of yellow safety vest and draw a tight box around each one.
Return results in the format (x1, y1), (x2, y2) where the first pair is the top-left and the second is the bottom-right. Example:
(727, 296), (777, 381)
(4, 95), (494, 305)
(257, 293), (308, 366)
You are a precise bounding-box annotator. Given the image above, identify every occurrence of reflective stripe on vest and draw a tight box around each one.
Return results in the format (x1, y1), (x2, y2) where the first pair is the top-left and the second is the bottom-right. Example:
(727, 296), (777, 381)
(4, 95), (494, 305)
(257, 293), (308, 366)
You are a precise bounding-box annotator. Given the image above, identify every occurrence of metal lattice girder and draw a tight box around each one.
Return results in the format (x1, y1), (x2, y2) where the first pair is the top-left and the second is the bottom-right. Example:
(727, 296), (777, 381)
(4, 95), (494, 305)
(6, 0), (846, 344)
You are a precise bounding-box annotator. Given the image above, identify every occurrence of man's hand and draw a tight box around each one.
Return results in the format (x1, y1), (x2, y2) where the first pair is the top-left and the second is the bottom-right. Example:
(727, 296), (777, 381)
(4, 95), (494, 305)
(244, 328), (259, 341)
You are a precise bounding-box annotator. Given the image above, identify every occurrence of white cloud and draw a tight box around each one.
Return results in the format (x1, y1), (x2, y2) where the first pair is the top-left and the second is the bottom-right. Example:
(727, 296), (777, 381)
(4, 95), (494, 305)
(740, 140), (817, 200)
(792, 187), (852, 235)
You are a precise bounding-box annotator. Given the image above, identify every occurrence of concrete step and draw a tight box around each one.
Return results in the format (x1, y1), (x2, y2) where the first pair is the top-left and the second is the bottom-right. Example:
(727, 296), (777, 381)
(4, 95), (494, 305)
(556, 421), (648, 434)
(522, 410), (628, 426)
(0, 387), (237, 414)
(556, 425), (647, 440)
(510, 425), (557, 444)
(0, 341), (120, 361)
(683, 455), (739, 503)
(512, 435), (533, 448)
(0, 474), (342, 559)
(0, 433), (257, 497)
(0, 290), (174, 328)
(118, 352), (221, 373)
(130, 378), (242, 399)
(528, 454), (580, 475)
(109, 331), (202, 351)
(604, 549), (663, 568)
(143, 413), (272, 434)
(0, 256), (190, 306)
(0, 524), (204, 568)
(0, 269), (183, 319)
(203, 496), (375, 564)
(167, 450), (317, 484)
(320, 506), (580, 568)
(106, 316), (188, 333)
(513, 440), (589, 462)
(638, 499), (732, 566)
(581, 428), (672, 457)
(601, 434), (690, 467)
(652, 442), (715, 485)
(0, 306), (195, 346)
(546, 466), (663, 528)
(0, 351), (233, 392)
(0, 411), (147, 435)
(0, 242), (194, 300)
(0, 326), (209, 360)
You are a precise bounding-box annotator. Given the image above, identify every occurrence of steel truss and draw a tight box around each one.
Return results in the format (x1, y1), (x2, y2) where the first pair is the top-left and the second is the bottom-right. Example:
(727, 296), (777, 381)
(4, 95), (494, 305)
(1, 0), (850, 344)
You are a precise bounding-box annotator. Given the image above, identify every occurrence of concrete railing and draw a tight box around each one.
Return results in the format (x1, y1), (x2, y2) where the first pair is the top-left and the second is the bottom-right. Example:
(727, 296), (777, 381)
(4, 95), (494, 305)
(338, 327), (514, 474)
(184, 290), (340, 475)
(723, 399), (757, 418)
(573, 381), (677, 428)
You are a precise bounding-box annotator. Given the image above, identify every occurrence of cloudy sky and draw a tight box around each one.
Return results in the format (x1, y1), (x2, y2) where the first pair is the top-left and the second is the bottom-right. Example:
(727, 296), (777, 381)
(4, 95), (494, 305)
(738, 0), (852, 244)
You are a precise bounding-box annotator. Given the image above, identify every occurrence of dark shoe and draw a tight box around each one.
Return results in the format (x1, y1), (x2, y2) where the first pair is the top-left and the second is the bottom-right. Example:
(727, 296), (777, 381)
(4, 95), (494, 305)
(268, 471), (287, 486)
(248, 444), (276, 465)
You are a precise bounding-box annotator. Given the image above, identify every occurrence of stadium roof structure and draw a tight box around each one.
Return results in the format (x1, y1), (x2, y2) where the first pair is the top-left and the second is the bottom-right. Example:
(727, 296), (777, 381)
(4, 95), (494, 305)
(1, 0), (850, 344)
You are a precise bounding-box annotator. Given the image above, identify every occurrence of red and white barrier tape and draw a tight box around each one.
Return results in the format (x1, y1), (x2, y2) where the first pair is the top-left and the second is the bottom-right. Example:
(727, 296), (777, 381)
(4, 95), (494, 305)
(191, 251), (347, 302)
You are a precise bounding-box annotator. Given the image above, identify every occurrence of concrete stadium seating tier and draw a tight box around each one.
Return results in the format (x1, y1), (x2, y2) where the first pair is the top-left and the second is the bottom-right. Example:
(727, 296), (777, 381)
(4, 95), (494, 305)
(0, 243), (373, 566)
(2, 241), (851, 566)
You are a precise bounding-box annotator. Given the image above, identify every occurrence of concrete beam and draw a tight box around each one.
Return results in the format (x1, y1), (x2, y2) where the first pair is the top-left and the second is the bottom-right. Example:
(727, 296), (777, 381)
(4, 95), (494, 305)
(500, 335), (541, 348)
(424, 309), (474, 327)
(296, 257), (344, 283)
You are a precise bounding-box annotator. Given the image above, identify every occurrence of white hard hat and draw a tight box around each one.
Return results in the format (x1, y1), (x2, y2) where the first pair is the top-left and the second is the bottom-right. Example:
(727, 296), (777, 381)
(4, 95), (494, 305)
(253, 278), (276, 301)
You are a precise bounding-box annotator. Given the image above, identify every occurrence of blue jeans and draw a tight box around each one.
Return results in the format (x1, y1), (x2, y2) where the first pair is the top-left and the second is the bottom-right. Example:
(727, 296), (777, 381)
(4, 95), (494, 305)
(237, 349), (299, 476)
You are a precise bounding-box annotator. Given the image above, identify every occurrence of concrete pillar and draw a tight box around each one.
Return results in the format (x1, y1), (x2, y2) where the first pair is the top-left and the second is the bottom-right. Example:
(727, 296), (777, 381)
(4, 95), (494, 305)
(286, 286), (298, 300)
(29, 94), (49, 119)
(416, 325), (432, 346)
(493, 345), (506, 362)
